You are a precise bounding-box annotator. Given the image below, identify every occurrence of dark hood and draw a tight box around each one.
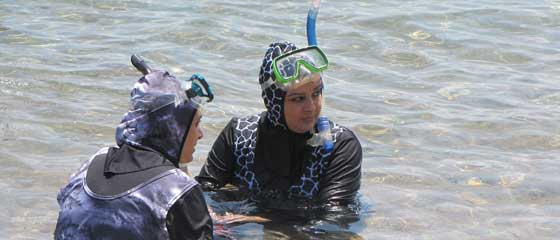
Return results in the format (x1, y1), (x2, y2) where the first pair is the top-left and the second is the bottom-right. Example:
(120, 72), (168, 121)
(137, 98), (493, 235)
(115, 70), (197, 167)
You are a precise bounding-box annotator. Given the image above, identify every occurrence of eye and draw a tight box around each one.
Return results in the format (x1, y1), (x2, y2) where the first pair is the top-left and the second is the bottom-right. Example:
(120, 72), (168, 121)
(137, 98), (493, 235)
(312, 90), (322, 97)
(290, 96), (305, 103)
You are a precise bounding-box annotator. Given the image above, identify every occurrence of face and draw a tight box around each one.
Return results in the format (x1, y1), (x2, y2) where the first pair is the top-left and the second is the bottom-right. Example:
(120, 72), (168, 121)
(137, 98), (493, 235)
(179, 111), (203, 164)
(283, 74), (323, 133)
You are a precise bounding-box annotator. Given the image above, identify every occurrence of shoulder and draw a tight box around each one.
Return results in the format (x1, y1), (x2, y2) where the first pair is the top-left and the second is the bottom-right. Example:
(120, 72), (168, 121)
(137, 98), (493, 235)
(73, 147), (111, 178)
(57, 147), (111, 203)
(228, 112), (265, 132)
(168, 169), (200, 195)
(329, 123), (362, 163)
(331, 123), (360, 145)
(230, 112), (264, 124)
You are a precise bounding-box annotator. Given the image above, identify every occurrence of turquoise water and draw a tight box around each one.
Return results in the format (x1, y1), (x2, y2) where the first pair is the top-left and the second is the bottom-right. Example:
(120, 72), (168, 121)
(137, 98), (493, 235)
(1, 0), (559, 239)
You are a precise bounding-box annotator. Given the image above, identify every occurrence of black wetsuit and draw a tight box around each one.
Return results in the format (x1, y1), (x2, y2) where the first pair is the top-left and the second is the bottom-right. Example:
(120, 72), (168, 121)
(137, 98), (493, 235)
(196, 112), (362, 207)
(86, 144), (213, 240)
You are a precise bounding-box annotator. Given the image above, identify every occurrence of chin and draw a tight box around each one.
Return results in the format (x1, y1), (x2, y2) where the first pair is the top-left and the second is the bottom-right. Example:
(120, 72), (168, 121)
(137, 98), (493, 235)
(306, 123), (316, 131)
(294, 124), (314, 133)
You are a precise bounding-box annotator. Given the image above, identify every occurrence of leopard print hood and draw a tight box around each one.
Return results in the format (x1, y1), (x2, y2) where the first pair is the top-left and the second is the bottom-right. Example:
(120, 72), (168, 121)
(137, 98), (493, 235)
(258, 41), (298, 129)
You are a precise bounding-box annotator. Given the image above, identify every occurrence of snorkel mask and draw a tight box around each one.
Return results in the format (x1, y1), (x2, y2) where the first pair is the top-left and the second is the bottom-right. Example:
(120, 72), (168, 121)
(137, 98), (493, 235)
(260, 46), (329, 91)
(184, 73), (214, 109)
(131, 54), (214, 109)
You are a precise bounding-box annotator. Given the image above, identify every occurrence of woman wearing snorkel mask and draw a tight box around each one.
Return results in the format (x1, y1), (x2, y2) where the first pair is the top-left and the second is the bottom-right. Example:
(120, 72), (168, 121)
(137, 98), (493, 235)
(54, 58), (215, 240)
(196, 41), (362, 209)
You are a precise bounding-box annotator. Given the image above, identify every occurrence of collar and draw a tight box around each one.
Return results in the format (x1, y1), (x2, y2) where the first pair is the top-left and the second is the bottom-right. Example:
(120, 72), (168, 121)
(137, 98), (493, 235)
(103, 144), (175, 176)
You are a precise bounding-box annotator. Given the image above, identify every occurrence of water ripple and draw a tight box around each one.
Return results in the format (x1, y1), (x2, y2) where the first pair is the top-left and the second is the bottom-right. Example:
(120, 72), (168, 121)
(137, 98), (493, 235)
(2, 0), (560, 239)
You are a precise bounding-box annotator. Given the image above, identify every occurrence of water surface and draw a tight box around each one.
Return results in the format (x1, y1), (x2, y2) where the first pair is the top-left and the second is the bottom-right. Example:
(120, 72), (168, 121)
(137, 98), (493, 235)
(1, 0), (559, 239)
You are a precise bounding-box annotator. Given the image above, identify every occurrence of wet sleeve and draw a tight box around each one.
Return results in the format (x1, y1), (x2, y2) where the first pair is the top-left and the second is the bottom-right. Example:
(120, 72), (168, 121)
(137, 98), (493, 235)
(166, 185), (213, 240)
(196, 118), (236, 190)
(317, 131), (362, 204)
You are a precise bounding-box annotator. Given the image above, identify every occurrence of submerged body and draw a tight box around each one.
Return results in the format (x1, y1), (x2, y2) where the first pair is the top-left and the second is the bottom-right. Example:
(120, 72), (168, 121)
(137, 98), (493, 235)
(197, 111), (361, 208)
(55, 69), (214, 240)
(197, 41), (362, 211)
(55, 146), (212, 240)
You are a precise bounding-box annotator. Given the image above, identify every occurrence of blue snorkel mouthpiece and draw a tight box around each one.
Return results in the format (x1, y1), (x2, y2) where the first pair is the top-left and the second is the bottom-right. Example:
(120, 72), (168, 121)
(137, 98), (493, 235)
(307, 116), (334, 153)
(317, 116), (334, 152)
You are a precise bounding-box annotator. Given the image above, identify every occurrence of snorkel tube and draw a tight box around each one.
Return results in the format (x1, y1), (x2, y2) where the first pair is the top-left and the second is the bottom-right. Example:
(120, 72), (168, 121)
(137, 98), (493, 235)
(305, 0), (334, 153)
(306, 0), (321, 46)
(131, 54), (153, 75)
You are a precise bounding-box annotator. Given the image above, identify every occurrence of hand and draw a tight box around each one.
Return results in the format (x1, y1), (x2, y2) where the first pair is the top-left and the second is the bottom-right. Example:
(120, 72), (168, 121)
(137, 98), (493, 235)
(215, 212), (271, 224)
(208, 203), (270, 224)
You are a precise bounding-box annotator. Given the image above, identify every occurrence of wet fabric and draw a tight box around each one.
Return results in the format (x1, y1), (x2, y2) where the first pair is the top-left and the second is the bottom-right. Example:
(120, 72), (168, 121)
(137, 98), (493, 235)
(196, 112), (362, 206)
(55, 148), (200, 240)
(115, 70), (197, 167)
(88, 145), (175, 196)
(166, 186), (213, 240)
(101, 144), (174, 177)
(197, 41), (361, 207)
(71, 145), (212, 240)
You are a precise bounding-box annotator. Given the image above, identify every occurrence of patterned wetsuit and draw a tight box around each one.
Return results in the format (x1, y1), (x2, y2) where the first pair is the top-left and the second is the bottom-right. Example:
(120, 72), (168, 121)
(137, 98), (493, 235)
(55, 148), (199, 240)
(197, 112), (361, 204)
(197, 41), (362, 205)
(232, 113), (344, 199)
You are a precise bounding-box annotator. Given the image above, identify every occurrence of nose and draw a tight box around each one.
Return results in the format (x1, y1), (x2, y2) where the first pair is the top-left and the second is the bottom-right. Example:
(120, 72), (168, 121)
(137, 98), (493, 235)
(197, 126), (204, 140)
(303, 97), (316, 112)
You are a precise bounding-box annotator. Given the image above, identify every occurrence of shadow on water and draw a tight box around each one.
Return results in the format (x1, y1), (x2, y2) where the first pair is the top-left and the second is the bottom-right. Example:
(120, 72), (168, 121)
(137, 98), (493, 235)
(205, 186), (372, 240)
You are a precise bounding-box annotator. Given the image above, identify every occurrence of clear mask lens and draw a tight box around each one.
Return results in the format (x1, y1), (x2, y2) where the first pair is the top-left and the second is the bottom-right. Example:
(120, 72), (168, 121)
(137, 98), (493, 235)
(269, 46), (329, 90)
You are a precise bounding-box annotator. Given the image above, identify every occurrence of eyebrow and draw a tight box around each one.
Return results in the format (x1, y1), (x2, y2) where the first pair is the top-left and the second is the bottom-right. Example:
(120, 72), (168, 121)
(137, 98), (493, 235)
(286, 92), (304, 97)
(286, 84), (323, 97)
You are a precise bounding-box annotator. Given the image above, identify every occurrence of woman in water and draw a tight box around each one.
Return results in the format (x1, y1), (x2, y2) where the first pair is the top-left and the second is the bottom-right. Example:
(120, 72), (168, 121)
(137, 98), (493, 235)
(54, 60), (214, 240)
(196, 41), (362, 209)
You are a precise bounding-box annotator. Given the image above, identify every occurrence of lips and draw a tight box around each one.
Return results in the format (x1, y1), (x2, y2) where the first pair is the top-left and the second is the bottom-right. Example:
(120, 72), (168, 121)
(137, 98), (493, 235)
(301, 116), (314, 123)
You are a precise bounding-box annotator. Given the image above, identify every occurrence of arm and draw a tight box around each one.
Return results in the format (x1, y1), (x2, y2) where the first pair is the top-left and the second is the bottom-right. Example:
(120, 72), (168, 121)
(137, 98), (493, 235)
(166, 185), (213, 240)
(196, 119), (236, 191)
(317, 130), (362, 205)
